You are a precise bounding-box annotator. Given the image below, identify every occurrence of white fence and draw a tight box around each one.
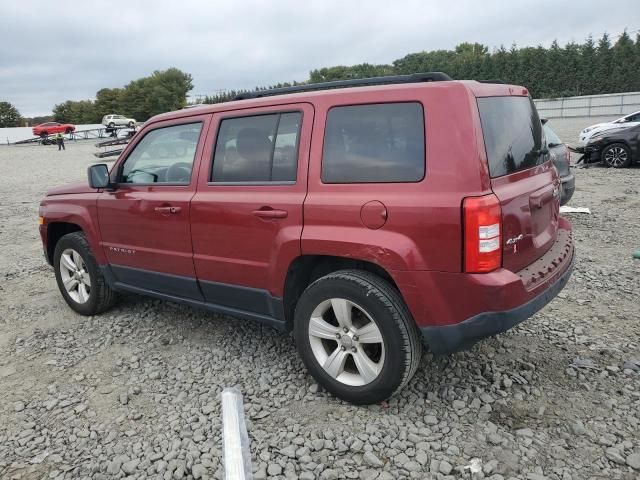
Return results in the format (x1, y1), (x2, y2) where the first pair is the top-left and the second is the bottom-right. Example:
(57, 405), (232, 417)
(534, 91), (640, 119)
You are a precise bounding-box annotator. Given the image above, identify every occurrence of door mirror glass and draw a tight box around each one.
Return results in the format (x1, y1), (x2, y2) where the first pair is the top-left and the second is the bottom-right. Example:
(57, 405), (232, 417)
(88, 164), (110, 188)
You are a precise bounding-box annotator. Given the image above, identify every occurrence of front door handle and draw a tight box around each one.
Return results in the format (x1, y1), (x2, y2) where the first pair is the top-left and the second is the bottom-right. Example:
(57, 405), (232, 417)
(252, 208), (288, 219)
(155, 206), (181, 214)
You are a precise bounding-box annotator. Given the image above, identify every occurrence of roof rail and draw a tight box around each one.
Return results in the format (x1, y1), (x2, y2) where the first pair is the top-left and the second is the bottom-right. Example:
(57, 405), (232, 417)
(478, 79), (506, 84)
(234, 72), (452, 100)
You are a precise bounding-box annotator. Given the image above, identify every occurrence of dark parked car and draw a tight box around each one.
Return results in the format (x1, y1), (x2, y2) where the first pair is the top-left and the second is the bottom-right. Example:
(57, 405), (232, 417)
(38, 73), (574, 404)
(542, 119), (574, 205)
(581, 123), (640, 168)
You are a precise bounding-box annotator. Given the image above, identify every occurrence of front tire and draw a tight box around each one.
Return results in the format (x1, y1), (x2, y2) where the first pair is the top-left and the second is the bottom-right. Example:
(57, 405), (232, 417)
(108, 122), (115, 128)
(294, 270), (422, 404)
(53, 232), (116, 315)
(602, 143), (631, 168)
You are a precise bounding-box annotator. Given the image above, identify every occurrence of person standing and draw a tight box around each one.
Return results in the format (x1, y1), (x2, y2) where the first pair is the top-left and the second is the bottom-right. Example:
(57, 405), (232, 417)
(56, 132), (65, 151)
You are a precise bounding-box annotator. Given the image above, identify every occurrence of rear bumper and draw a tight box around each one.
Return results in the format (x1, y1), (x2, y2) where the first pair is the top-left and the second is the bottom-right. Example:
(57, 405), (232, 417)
(420, 250), (574, 353)
(391, 218), (574, 354)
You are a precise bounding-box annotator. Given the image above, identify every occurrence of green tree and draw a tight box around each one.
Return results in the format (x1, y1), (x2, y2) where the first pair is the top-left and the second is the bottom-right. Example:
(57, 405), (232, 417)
(579, 36), (597, 95)
(53, 100), (98, 124)
(94, 88), (124, 119)
(611, 31), (637, 92)
(594, 33), (613, 93)
(0, 101), (22, 127)
(121, 68), (193, 120)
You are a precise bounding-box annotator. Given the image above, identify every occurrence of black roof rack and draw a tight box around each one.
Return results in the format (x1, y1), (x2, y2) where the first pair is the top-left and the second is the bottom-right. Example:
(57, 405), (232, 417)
(234, 72), (452, 100)
(478, 79), (506, 84)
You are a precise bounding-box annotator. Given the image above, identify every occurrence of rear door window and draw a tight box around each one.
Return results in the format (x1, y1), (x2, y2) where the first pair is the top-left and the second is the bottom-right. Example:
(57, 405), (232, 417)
(477, 96), (544, 178)
(211, 112), (301, 183)
(322, 102), (425, 183)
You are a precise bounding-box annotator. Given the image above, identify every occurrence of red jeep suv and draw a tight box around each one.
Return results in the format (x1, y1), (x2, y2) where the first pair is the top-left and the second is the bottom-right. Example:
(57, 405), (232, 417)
(38, 73), (574, 404)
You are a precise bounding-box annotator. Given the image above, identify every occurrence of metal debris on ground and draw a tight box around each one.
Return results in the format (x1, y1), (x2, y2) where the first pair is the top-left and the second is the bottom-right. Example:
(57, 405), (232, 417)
(221, 388), (252, 480)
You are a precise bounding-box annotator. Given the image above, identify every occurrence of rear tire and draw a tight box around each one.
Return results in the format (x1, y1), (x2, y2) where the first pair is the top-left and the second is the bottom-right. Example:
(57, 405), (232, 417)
(53, 232), (116, 315)
(108, 122), (115, 128)
(127, 121), (134, 128)
(602, 143), (631, 168)
(65, 127), (72, 134)
(294, 270), (422, 404)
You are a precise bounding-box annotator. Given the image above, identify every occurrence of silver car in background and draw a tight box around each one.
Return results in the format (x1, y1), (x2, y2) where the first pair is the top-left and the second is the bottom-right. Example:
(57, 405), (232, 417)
(102, 114), (136, 128)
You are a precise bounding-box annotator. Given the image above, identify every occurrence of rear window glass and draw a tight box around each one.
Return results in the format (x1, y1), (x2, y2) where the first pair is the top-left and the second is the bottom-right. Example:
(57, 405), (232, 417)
(477, 96), (544, 178)
(322, 102), (425, 183)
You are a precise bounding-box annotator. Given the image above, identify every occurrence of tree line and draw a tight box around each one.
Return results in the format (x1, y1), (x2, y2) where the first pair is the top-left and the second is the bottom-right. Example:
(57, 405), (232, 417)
(0, 67), (193, 127)
(52, 68), (193, 124)
(202, 32), (640, 104)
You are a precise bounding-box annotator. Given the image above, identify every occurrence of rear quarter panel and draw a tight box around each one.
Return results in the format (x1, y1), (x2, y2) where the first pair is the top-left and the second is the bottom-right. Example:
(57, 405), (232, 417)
(302, 82), (488, 273)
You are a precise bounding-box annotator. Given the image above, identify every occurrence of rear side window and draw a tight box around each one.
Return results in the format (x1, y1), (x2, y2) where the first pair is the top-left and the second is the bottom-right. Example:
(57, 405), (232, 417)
(322, 103), (425, 183)
(211, 112), (301, 183)
(478, 96), (544, 178)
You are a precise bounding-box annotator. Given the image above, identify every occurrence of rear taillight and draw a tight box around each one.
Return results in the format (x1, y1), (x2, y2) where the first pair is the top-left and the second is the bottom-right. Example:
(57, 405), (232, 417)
(463, 194), (502, 273)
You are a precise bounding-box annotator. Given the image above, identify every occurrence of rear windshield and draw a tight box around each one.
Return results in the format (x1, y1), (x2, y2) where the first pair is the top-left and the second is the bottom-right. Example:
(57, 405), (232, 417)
(477, 96), (544, 178)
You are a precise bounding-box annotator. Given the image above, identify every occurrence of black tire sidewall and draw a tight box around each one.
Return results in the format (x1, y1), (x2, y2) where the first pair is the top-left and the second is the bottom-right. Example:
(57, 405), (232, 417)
(294, 275), (410, 404)
(53, 234), (101, 315)
(603, 143), (631, 168)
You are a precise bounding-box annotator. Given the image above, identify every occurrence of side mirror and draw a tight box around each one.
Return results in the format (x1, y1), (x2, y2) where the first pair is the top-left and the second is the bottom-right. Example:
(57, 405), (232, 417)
(88, 164), (111, 189)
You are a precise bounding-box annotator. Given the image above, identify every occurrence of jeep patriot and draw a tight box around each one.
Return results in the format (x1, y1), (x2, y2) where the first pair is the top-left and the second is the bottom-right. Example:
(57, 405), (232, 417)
(39, 73), (574, 404)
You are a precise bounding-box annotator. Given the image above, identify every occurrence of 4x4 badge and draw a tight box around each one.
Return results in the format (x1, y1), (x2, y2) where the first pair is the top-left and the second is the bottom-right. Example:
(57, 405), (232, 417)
(506, 234), (524, 253)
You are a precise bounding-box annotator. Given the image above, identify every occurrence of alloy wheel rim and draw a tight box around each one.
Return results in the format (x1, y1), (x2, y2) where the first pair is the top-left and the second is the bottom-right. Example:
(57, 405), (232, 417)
(59, 248), (91, 304)
(604, 146), (627, 167)
(308, 298), (385, 386)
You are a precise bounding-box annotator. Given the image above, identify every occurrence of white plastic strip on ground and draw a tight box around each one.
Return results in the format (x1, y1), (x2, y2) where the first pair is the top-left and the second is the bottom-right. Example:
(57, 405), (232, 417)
(560, 206), (591, 214)
(221, 388), (253, 480)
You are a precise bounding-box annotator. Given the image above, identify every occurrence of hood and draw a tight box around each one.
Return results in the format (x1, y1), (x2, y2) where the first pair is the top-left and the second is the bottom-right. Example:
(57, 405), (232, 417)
(46, 182), (96, 196)
(584, 122), (607, 132)
(589, 124), (639, 141)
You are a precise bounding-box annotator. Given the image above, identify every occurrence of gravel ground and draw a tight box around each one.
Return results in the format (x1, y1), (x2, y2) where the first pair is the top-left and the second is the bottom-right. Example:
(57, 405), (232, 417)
(0, 142), (638, 480)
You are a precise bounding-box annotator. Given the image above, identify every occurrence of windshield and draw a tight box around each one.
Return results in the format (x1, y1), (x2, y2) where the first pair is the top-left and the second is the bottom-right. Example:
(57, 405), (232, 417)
(477, 96), (544, 178)
(543, 124), (562, 145)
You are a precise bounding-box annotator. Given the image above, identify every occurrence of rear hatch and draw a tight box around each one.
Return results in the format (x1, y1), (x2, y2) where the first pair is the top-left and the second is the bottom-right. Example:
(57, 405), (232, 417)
(477, 95), (560, 273)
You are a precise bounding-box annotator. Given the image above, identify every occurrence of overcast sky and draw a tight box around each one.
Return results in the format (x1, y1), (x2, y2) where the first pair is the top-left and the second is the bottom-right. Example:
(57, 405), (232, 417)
(1, 0), (638, 116)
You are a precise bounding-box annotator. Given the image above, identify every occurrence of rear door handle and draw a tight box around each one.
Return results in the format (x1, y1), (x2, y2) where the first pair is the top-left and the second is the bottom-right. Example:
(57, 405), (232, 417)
(155, 206), (181, 214)
(252, 208), (288, 219)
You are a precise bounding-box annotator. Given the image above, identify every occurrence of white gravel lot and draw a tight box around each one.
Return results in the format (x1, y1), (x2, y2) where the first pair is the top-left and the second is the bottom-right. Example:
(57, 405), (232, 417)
(0, 141), (638, 480)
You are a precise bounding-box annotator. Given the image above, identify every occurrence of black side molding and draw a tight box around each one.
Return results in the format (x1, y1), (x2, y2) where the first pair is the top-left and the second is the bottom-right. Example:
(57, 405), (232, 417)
(100, 265), (287, 331)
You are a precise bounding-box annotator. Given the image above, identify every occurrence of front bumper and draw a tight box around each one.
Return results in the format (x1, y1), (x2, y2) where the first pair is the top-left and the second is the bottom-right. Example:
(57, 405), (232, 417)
(420, 251), (574, 353)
